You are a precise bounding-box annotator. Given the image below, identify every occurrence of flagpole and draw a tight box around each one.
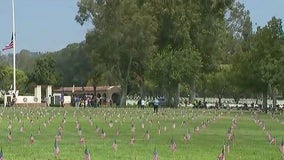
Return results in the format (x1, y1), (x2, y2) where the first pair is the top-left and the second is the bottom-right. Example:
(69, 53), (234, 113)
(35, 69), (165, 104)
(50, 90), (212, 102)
(12, 0), (16, 94)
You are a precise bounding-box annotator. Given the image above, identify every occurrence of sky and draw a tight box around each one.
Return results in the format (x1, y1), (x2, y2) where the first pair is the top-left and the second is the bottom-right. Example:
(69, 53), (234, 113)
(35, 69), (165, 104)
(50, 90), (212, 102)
(0, 0), (284, 53)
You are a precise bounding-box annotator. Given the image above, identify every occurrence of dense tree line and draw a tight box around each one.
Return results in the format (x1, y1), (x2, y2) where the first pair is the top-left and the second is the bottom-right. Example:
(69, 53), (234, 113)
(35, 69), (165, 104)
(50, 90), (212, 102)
(0, 0), (284, 107)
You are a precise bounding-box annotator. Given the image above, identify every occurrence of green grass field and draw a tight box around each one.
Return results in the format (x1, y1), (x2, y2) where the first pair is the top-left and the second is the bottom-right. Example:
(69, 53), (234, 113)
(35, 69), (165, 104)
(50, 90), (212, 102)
(0, 106), (283, 160)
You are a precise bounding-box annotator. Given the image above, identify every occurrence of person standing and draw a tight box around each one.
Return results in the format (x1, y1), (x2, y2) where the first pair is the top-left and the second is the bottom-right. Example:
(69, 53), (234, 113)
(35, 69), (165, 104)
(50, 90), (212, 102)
(141, 99), (146, 109)
(153, 98), (159, 113)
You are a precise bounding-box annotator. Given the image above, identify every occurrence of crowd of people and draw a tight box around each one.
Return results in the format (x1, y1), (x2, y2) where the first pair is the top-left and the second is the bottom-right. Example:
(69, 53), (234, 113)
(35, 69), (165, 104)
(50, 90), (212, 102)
(71, 94), (113, 108)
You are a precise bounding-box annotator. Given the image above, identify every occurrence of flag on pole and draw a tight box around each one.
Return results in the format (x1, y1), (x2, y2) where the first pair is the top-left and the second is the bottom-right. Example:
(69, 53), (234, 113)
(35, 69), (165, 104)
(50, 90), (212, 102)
(2, 34), (14, 51)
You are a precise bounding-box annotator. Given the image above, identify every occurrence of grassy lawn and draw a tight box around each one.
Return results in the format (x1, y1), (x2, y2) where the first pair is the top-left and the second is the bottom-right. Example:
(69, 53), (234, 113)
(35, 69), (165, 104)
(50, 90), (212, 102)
(0, 107), (283, 160)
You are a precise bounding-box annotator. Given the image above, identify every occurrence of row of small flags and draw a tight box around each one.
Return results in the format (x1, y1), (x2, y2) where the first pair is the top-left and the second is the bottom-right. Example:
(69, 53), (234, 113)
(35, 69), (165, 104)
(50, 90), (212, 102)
(218, 114), (239, 160)
(253, 113), (284, 158)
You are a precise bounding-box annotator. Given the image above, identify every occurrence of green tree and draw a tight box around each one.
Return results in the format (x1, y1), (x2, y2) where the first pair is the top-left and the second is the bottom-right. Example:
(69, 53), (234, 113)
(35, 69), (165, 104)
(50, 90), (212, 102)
(0, 64), (28, 93)
(76, 0), (157, 105)
(29, 56), (60, 86)
(232, 17), (284, 108)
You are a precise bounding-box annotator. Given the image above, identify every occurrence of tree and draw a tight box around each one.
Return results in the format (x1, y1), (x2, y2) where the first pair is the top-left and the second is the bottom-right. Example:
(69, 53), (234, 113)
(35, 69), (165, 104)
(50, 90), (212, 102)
(0, 64), (28, 93)
(29, 56), (60, 86)
(232, 17), (284, 108)
(76, 0), (157, 105)
(52, 43), (92, 87)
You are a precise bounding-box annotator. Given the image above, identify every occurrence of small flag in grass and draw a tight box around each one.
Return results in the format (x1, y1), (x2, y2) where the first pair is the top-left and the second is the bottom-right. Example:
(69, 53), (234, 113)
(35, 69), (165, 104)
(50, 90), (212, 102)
(170, 138), (177, 152)
(7, 130), (12, 141)
(217, 148), (225, 160)
(84, 147), (91, 160)
(30, 134), (35, 144)
(38, 126), (41, 135)
(101, 129), (106, 139)
(280, 140), (284, 155)
(112, 139), (118, 152)
(130, 135), (135, 145)
(0, 147), (3, 160)
(80, 136), (85, 145)
(20, 124), (24, 132)
(145, 130), (150, 140)
(54, 140), (60, 157)
(152, 147), (159, 160)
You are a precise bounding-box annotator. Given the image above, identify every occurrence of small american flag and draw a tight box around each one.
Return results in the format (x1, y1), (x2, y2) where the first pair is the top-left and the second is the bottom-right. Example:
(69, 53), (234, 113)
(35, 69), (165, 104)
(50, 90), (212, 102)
(130, 135), (135, 145)
(280, 140), (284, 155)
(0, 148), (3, 160)
(84, 147), (91, 160)
(80, 136), (85, 145)
(170, 138), (177, 152)
(30, 134), (34, 144)
(54, 140), (60, 157)
(8, 122), (12, 129)
(109, 121), (113, 128)
(194, 125), (199, 133)
(183, 131), (191, 142)
(131, 124), (136, 132)
(145, 130), (150, 140)
(116, 128), (120, 136)
(2, 34), (13, 51)
(172, 122), (176, 129)
(78, 127), (82, 136)
(217, 148), (225, 160)
(20, 125), (24, 132)
(101, 129), (106, 139)
(226, 141), (230, 153)
(95, 125), (99, 133)
(152, 148), (159, 160)
(112, 139), (117, 152)
(7, 130), (12, 141)
(141, 122), (145, 129)
(38, 126), (41, 135)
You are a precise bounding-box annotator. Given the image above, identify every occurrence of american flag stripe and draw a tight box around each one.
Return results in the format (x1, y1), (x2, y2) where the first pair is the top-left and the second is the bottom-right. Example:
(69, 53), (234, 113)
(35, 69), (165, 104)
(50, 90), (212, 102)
(2, 35), (14, 51)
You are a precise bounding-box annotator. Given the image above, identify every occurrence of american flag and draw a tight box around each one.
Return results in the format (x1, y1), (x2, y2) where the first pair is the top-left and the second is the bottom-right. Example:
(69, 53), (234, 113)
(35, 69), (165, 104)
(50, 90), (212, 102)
(112, 139), (118, 152)
(2, 34), (13, 51)
(8, 122), (12, 129)
(116, 128), (120, 136)
(78, 127), (82, 136)
(7, 130), (12, 141)
(145, 130), (150, 140)
(130, 135), (135, 144)
(30, 134), (34, 144)
(152, 148), (159, 160)
(84, 147), (91, 160)
(218, 148), (225, 160)
(0, 148), (3, 160)
(80, 136), (85, 145)
(170, 138), (177, 152)
(226, 141), (230, 153)
(20, 125), (24, 132)
(101, 129), (106, 138)
(38, 126), (41, 135)
(280, 140), (284, 155)
(54, 140), (60, 157)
